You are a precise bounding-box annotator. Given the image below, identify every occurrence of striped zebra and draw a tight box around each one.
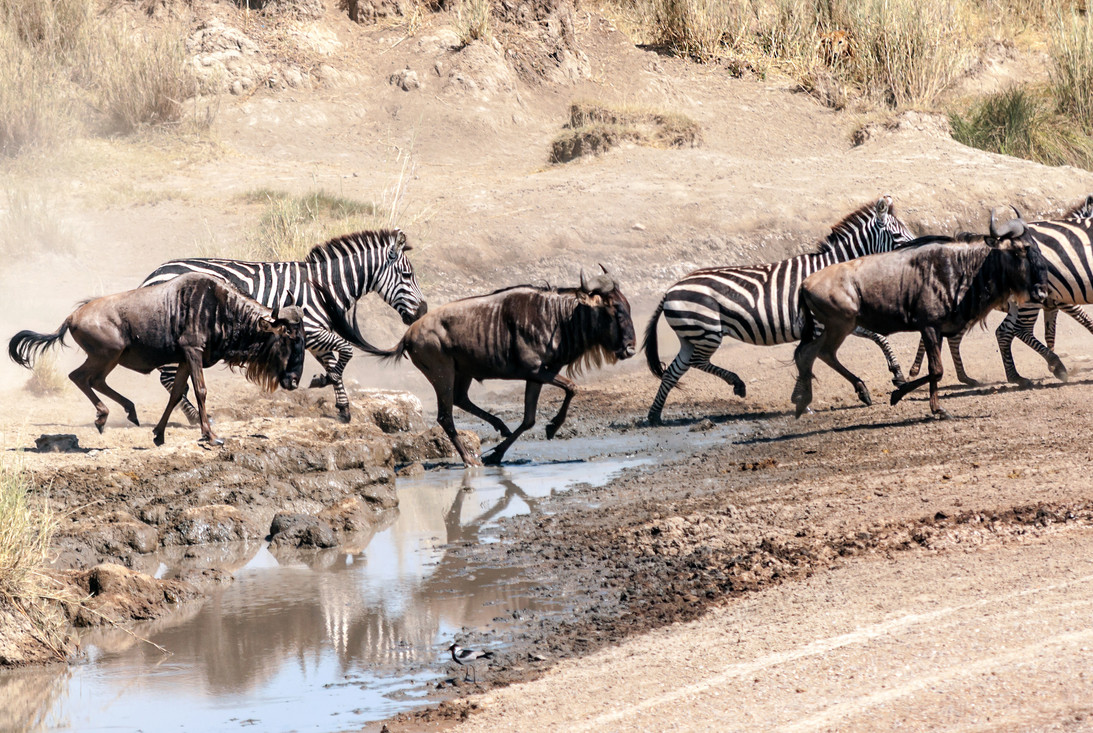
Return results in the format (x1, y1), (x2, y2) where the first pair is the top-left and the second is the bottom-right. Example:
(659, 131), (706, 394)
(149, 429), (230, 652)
(141, 229), (427, 423)
(907, 195), (1093, 386)
(643, 196), (916, 424)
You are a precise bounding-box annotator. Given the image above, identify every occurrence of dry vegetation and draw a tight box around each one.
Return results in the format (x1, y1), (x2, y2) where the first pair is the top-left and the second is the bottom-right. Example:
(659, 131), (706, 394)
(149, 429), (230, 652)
(550, 101), (701, 163)
(0, 0), (198, 158)
(0, 187), (74, 260)
(0, 462), (69, 664)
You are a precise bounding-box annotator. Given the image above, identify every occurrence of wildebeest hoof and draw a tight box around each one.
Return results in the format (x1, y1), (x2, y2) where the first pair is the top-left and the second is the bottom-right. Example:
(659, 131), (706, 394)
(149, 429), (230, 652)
(545, 422), (559, 440)
(309, 374), (330, 388)
(932, 408), (952, 421)
(733, 382), (746, 398)
(95, 422), (106, 434)
(199, 436), (225, 447)
(153, 433), (165, 446)
(889, 389), (905, 406)
(127, 411), (140, 426)
(855, 384), (872, 406)
(481, 450), (504, 466)
(337, 406), (352, 423)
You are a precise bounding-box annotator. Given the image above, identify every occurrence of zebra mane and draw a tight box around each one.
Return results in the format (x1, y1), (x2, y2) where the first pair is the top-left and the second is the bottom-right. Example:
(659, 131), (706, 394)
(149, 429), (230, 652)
(304, 230), (402, 264)
(814, 200), (885, 254)
(1064, 195), (1093, 221)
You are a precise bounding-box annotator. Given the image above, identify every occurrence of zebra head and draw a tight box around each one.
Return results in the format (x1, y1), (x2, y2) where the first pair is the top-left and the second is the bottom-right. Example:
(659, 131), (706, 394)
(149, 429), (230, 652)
(1065, 194), (1093, 221)
(375, 230), (428, 325)
(822, 195), (916, 258)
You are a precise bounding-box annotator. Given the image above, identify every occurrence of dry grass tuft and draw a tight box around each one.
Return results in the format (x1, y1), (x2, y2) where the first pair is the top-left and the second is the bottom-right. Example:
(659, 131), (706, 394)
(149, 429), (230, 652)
(25, 355), (69, 397)
(236, 189), (380, 261)
(0, 461), (69, 662)
(456, 0), (492, 46)
(1051, 8), (1093, 134)
(951, 86), (1093, 168)
(551, 101), (701, 163)
(0, 187), (74, 259)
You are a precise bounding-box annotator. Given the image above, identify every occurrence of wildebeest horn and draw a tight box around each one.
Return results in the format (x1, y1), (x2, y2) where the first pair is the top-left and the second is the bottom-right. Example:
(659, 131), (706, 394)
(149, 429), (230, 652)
(270, 299), (281, 321)
(580, 268), (589, 292)
(599, 263), (610, 274)
(990, 206), (1026, 241)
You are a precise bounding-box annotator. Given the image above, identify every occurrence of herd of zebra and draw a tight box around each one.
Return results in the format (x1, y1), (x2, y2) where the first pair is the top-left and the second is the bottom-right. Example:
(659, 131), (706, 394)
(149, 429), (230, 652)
(20, 193), (1093, 449)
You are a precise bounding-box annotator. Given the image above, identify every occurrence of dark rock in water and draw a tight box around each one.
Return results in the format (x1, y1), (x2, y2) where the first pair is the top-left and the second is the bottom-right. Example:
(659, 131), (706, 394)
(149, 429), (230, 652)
(35, 434), (83, 453)
(396, 461), (425, 478)
(268, 512), (338, 548)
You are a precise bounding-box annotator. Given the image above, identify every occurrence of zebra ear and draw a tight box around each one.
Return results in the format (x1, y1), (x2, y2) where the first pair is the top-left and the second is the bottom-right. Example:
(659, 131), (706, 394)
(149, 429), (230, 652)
(874, 195), (891, 225)
(388, 230), (409, 261)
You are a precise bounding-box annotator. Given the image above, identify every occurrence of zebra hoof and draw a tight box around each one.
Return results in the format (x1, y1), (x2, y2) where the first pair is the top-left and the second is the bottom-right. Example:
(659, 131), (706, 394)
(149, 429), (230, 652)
(1010, 377), (1033, 389)
(309, 374), (331, 389)
(957, 376), (981, 387)
(337, 407), (351, 423)
(733, 382), (746, 398)
(646, 413), (663, 427)
(1052, 364), (1069, 382)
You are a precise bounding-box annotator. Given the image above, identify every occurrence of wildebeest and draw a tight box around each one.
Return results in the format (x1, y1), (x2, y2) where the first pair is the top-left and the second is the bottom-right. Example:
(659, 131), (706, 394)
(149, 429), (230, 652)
(322, 268), (636, 466)
(8, 273), (307, 446)
(791, 212), (1050, 418)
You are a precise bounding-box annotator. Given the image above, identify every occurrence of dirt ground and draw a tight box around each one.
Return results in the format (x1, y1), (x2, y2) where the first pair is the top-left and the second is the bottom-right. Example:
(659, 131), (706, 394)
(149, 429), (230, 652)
(4, 0), (1093, 728)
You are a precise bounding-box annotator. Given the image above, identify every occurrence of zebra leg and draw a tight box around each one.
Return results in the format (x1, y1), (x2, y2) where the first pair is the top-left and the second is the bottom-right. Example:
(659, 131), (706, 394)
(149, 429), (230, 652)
(999, 305), (1067, 384)
(853, 327), (905, 386)
(158, 365), (200, 425)
(690, 340), (746, 399)
(313, 341), (355, 423)
(1044, 306), (1059, 352)
(647, 340), (696, 426)
(909, 337), (926, 379)
(945, 326), (979, 386)
(1061, 303), (1093, 337)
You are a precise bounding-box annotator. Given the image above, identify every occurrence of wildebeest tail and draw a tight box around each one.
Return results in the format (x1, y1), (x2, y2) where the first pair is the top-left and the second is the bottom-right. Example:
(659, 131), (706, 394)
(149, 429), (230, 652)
(311, 280), (403, 358)
(8, 321), (70, 369)
(793, 292), (817, 366)
(643, 297), (666, 378)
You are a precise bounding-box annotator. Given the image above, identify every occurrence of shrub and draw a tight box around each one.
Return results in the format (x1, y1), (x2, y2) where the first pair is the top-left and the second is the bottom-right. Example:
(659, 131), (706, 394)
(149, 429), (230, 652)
(951, 86), (1093, 168)
(650, 0), (751, 62)
(0, 27), (68, 157)
(240, 189), (380, 261)
(456, 0), (491, 46)
(551, 101), (701, 163)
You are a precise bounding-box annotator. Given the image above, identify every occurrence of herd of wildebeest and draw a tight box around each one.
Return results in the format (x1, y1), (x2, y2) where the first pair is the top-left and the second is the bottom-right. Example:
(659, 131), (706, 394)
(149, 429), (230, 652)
(8, 193), (1093, 465)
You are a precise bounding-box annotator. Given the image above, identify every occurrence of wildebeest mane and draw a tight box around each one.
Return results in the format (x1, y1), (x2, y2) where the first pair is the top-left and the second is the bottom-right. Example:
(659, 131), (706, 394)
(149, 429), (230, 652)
(206, 284), (290, 392)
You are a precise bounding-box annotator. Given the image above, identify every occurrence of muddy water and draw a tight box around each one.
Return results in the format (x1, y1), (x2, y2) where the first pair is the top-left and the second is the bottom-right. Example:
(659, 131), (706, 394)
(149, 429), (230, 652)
(8, 428), (740, 733)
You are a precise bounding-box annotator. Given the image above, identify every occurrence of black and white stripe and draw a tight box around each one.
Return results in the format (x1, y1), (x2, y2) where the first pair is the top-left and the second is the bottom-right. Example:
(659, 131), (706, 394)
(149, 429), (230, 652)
(643, 196), (915, 424)
(141, 229), (426, 422)
(908, 196), (1093, 386)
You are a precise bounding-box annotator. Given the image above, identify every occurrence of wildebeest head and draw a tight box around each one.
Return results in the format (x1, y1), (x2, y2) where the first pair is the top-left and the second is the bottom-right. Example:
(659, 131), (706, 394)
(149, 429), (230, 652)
(985, 209), (1049, 305)
(376, 230), (428, 325)
(577, 265), (637, 363)
(247, 302), (307, 391)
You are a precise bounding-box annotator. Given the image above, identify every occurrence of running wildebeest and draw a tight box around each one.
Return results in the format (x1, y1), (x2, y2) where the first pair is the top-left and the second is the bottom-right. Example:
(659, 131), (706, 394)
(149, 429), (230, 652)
(791, 211), (1050, 418)
(8, 273), (307, 446)
(321, 268), (636, 466)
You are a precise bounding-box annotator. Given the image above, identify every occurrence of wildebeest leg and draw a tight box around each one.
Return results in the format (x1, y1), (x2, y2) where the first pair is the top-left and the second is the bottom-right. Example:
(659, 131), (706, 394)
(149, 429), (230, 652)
(182, 349), (221, 446)
(421, 362), (481, 467)
(791, 329), (827, 418)
(482, 382), (542, 466)
(543, 373), (578, 440)
(911, 328), (977, 385)
(648, 340), (696, 426)
(153, 361), (192, 446)
(453, 375), (512, 438)
(158, 365), (199, 425)
(92, 375), (140, 426)
(817, 349), (871, 407)
(69, 356), (115, 433)
(853, 327), (906, 386)
(890, 330), (946, 414)
(690, 340), (746, 399)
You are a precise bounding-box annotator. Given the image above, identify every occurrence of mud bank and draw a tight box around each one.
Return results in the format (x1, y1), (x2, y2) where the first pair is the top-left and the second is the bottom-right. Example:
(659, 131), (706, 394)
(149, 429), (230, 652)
(2, 387), (476, 664)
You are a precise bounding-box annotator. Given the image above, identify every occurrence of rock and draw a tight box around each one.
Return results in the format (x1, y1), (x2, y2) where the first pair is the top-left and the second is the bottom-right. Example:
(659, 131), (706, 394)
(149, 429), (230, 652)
(187, 20), (273, 95)
(289, 468), (397, 508)
(165, 505), (253, 545)
(34, 434), (82, 453)
(355, 390), (427, 433)
(389, 68), (421, 91)
(60, 564), (198, 627)
(345, 0), (407, 23)
(319, 497), (390, 534)
(393, 427), (478, 463)
(268, 512), (338, 548)
(396, 461), (425, 478)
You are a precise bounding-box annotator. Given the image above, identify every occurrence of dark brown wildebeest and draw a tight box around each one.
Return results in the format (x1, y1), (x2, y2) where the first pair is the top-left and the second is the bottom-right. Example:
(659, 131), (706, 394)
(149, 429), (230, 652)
(322, 269), (636, 466)
(790, 212), (1050, 418)
(8, 273), (307, 446)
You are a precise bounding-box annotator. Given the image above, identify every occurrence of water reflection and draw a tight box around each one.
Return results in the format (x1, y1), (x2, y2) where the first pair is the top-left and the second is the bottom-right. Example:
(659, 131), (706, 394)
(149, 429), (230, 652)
(23, 453), (646, 733)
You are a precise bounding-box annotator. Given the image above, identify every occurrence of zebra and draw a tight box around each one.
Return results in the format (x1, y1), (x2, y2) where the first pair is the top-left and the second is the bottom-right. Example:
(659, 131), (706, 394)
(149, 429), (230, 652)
(906, 195), (1093, 386)
(141, 229), (427, 423)
(643, 195), (916, 424)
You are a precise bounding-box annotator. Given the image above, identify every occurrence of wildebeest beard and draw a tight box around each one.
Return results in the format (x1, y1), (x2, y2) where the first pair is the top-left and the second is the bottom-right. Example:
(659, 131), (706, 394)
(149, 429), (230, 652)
(217, 306), (302, 392)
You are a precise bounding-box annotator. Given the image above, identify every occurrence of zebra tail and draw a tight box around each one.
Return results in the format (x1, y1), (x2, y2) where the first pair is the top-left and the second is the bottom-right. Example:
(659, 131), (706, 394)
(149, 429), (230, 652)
(9, 321), (70, 369)
(311, 279), (401, 357)
(643, 298), (666, 379)
(379, 338), (409, 365)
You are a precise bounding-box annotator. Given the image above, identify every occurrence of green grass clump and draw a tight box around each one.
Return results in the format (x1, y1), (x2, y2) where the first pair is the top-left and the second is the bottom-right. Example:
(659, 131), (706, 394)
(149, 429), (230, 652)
(951, 86), (1093, 168)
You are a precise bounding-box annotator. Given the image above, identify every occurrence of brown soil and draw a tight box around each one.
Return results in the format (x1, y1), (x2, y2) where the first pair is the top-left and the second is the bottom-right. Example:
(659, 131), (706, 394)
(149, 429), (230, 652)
(3, 0), (1093, 728)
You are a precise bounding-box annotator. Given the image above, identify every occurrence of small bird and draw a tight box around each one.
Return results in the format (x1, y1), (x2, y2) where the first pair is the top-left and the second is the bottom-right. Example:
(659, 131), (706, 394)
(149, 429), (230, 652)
(448, 643), (494, 682)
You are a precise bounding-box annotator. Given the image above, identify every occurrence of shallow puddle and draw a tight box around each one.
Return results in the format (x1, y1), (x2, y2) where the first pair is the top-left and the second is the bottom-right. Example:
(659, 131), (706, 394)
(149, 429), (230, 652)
(3, 426), (742, 733)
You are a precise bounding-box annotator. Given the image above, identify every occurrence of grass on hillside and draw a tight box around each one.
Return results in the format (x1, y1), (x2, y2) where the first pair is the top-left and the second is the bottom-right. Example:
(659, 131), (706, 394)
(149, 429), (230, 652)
(551, 101), (702, 163)
(0, 461), (68, 662)
(951, 86), (1093, 168)
(0, 187), (74, 260)
(0, 0), (200, 157)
